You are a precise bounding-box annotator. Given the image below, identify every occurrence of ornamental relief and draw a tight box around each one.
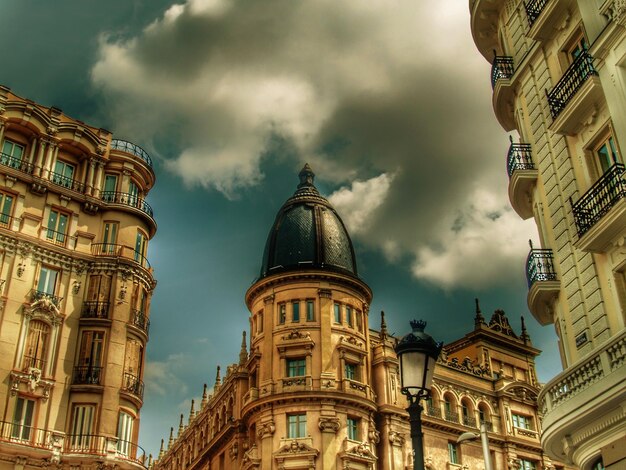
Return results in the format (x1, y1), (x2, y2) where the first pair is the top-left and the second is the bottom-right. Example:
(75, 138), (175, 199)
(318, 416), (340, 433)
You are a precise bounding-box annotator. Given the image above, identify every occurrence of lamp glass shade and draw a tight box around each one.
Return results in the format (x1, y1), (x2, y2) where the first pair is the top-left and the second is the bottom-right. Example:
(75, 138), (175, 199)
(399, 351), (437, 393)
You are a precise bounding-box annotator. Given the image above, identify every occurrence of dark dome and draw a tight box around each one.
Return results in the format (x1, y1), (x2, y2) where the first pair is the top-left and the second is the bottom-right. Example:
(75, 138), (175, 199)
(260, 164), (358, 279)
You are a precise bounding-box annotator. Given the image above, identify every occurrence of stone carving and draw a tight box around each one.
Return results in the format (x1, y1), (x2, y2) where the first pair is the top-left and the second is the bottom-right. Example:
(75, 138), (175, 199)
(340, 335), (363, 348)
(368, 427), (380, 444)
(229, 441), (238, 460)
(388, 431), (405, 446)
(257, 421), (275, 438)
(318, 416), (340, 433)
(282, 329), (311, 341)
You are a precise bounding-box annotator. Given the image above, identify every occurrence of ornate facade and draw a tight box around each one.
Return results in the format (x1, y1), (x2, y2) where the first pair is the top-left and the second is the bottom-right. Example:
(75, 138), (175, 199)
(0, 85), (156, 468)
(152, 166), (572, 470)
(468, 1), (626, 469)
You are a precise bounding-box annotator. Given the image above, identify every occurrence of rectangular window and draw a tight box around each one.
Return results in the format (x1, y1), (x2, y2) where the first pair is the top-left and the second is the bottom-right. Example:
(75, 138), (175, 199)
(512, 413), (533, 430)
(129, 180), (139, 206)
(102, 222), (118, 253)
(292, 301), (300, 322)
(347, 417), (359, 441)
(103, 174), (118, 202)
(287, 414), (306, 438)
(0, 191), (14, 227)
(69, 405), (95, 449)
(596, 134), (620, 174)
(12, 397), (35, 441)
(345, 362), (358, 381)
(37, 266), (59, 295)
(334, 303), (341, 323)
(356, 310), (363, 332)
(46, 209), (69, 245)
(448, 442), (459, 464)
(1, 139), (24, 168)
(346, 306), (353, 327)
(117, 411), (134, 456)
(76, 331), (105, 384)
(519, 459), (537, 470)
(306, 300), (314, 321)
(134, 230), (147, 265)
(279, 304), (286, 324)
(23, 320), (50, 371)
(52, 160), (75, 188)
(257, 311), (264, 333)
(287, 358), (306, 377)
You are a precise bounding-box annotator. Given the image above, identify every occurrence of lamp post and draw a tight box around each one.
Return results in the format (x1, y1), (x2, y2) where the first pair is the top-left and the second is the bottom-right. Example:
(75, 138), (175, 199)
(395, 320), (443, 470)
(457, 422), (493, 470)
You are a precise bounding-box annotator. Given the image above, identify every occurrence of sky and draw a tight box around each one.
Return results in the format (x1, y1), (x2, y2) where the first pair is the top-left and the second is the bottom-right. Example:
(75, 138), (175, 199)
(0, 0), (561, 459)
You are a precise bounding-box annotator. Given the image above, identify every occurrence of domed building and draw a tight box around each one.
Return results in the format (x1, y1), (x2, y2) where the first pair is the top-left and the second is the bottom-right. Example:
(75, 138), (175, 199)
(152, 166), (574, 470)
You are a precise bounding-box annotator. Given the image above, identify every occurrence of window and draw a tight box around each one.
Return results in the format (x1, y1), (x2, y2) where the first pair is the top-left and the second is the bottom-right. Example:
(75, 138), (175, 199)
(52, 160), (75, 188)
(69, 405), (95, 449)
(306, 300), (314, 321)
(345, 362), (358, 381)
(595, 134), (620, 174)
(287, 358), (306, 377)
(591, 458), (604, 470)
(347, 417), (359, 440)
(257, 310), (264, 333)
(292, 301), (300, 322)
(1, 139), (24, 168)
(37, 266), (59, 296)
(129, 180), (139, 206)
(568, 34), (589, 62)
(46, 209), (69, 245)
(76, 331), (104, 384)
(117, 411), (134, 456)
(287, 414), (306, 438)
(519, 459), (537, 470)
(279, 304), (286, 324)
(0, 191), (14, 227)
(448, 442), (459, 464)
(102, 222), (118, 253)
(22, 320), (50, 371)
(346, 306), (353, 327)
(124, 338), (144, 378)
(334, 303), (341, 323)
(355, 310), (363, 332)
(103, 174), (118, 202)
(12, 397), (35, 441)
(134, 230), (148, 265)
(511, 413), (533, 430)
(85, 274), (112, 315)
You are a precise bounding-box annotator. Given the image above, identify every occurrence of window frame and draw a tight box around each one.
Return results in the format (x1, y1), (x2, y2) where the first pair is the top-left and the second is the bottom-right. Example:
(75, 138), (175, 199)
(448, 442), (459, 464)
(306, 300), (315, 322)
(286, 357), (306, 377)
(292, 301), (300, 322)
(279, 303), (286, 324)
(46, 207), (70, 246)
(334, 303), (341, 324)
(287, 413), (307, 439)
(511, 412), (533, 430)
(68, 403), (96, 449)
(12, 396), (36, 441)
(347, 417), (359, 441)
(0, 189), (15, 227)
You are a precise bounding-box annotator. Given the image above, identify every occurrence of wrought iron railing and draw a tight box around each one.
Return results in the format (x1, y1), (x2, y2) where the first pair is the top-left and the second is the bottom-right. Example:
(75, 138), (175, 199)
(480, 420), (493, 432)
(524, 0), (548, 26)
(117, 438), (147, 464)
(22, 355), (46, 371)
(547, 51), (597, 119)
(0, 213), (18, 230)
(0, 152), (35, 174)
(81, 301), (110, 319)
(491, 56), (514, 88)
(50, 171), (85, 192)
(44, 227), (70, 247)
(507, 142), (534, 177)
(121, 372), (144, 399)
(572, 163), (626, 237)
(131, 309), (150, 335)
(526, 249), (557, 288)
(0, 420), (53, 448)
(111, 140), (152, 168)
(73, 366), (103, 385)
(445, 411), (460, 423)
(463, 415), (477, 427)
(64, 434), (107, 455)
(426, 405), (441, 418)
(91, 243), (151, 269)
(101, 191), (154, 219)
(30, 289), (63, 307)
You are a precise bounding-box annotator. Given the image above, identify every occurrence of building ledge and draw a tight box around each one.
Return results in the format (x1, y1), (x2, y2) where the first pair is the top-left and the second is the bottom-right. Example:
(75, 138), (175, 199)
(527, 280), (559, 325)
(526, 0), (576, 41)
(470, 0), (503, 61)
(509, 168), (538, 219)
(575, 197), (626, 252)
(548, 76), (604, 135)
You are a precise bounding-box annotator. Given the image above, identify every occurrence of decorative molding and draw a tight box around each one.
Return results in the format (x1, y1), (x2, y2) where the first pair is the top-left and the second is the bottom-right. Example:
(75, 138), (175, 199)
(10, 370), (54, 400)
(257, 421), (275, 438)
(388, 430), (405, 446)
(318, 288), (332, 299)
(318, 416), (340, 433)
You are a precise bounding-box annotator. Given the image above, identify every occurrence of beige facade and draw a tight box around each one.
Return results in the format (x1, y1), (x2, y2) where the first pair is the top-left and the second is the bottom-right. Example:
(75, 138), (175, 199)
(468, 1), (626, 469)
(152, 168), (572, 470)
(0, 85), (156, 468)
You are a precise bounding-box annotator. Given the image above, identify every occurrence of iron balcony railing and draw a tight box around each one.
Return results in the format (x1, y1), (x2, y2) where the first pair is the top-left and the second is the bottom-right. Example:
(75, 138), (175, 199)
(0, 213), (18, 230)
(463, 415), (477, 427)
(101, 191), (154, 219)
(526, 249), (557, 288)
(44, 227), (70, 247)
(0, 420), (53, 449)
(73, 366), (103, 385)
(111, 139), (153, 168)
(117, 438), (147, 464)
(572, 163), (626, 237)
(507, 142), (534, 177)
(91, 243), (151, 269)
(481, 420), (493, 432)
(491, 56), (514, 88)
(50, 171), (85, 192)
(547, 51), (597, 119)
(121, 372), (144, 400)
(30, 289), (63, 308)
(0, 153), (35, 174)
(81, 301), (110, 319)
(445, 411), (460, 423)
(65, 434), (107, 455)
(131, 309), (150, 335)
(22, 355), (46, 371)
(524, 0), (548, 26)
(427, 405), (441, 418)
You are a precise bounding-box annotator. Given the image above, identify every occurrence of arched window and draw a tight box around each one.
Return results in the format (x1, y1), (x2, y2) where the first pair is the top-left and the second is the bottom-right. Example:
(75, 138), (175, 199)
(478, 402), (492, 431)
(461, 398), (476, 427)
(443, 393), (458, 423)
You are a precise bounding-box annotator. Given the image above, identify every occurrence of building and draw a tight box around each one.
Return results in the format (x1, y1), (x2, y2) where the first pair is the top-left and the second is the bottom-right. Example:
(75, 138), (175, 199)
(0, 85), (156, 468)
(468, 1), (626, 469)
(152, 165), (573, 470)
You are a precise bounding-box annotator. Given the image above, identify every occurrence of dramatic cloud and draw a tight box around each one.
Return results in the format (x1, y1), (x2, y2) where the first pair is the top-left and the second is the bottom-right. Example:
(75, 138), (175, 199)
(144, 354), (190, 397)
(92, 0), (525, 288)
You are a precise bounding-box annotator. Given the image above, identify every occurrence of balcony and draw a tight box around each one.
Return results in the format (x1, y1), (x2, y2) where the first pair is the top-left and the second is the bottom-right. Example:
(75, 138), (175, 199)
(64, 434), (106, 455)
(547, 51), (603, 135)
(121, 372), (144, 400)
(72, 366), (103, 385)
(50, 170), (85, 193)
(91, 243), (151, 270)
(524, 0), (548, 26)
(445, 411), (460, 423)
(539, 331), (626, 463)
(526, 249), (559, 325)
(22, 355), (46, 372)
(462, 415), (477, 428)
(30, 289), (62, 308)
(0, 213), (19, 231)
(110, 139), (153, 168)
(525, 0), (575, 40)
(426, 405), (441, 418)
(81, 301), (110, 320)
(573, 163), (626, 252)
(470, 0), (505, 61)
(131, 309), (150, 336)
(0, 152), (35, 175)
(507, 141), (537, 219)
(42, 227), (73, 248)
(491, 56), (516, 131)
(101, 191), (154, 220)
(0, 420), (53, 449)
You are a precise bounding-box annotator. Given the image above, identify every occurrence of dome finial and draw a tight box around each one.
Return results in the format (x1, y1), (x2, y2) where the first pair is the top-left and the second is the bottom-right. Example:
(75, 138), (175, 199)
(298, 163), (315, 189)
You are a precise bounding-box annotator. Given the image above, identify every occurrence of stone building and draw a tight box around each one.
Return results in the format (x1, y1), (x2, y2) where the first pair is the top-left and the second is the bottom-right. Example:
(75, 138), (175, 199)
(0, 85), (156, 468)
(152, 166), (572, 470)
(468, 0), (626, 468)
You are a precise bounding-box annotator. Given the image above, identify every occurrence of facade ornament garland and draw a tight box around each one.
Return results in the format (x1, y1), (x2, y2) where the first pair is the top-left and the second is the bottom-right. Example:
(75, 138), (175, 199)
(318, 416), (340, 433)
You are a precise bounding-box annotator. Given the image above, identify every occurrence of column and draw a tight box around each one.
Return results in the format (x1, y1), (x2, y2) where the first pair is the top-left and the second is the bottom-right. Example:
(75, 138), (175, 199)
(34, 139), (47, 177)
(0, 119), (5, 145)
(42, 141), (56, 179)
(86, 159), (96, 196)
(49, 144), (59, 177)
(93, 161), (105, 197)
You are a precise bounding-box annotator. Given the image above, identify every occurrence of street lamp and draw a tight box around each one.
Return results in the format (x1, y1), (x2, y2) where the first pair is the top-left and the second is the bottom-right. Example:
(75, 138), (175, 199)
(395, 320), (443, 470)
(457, 422), (493, 470)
